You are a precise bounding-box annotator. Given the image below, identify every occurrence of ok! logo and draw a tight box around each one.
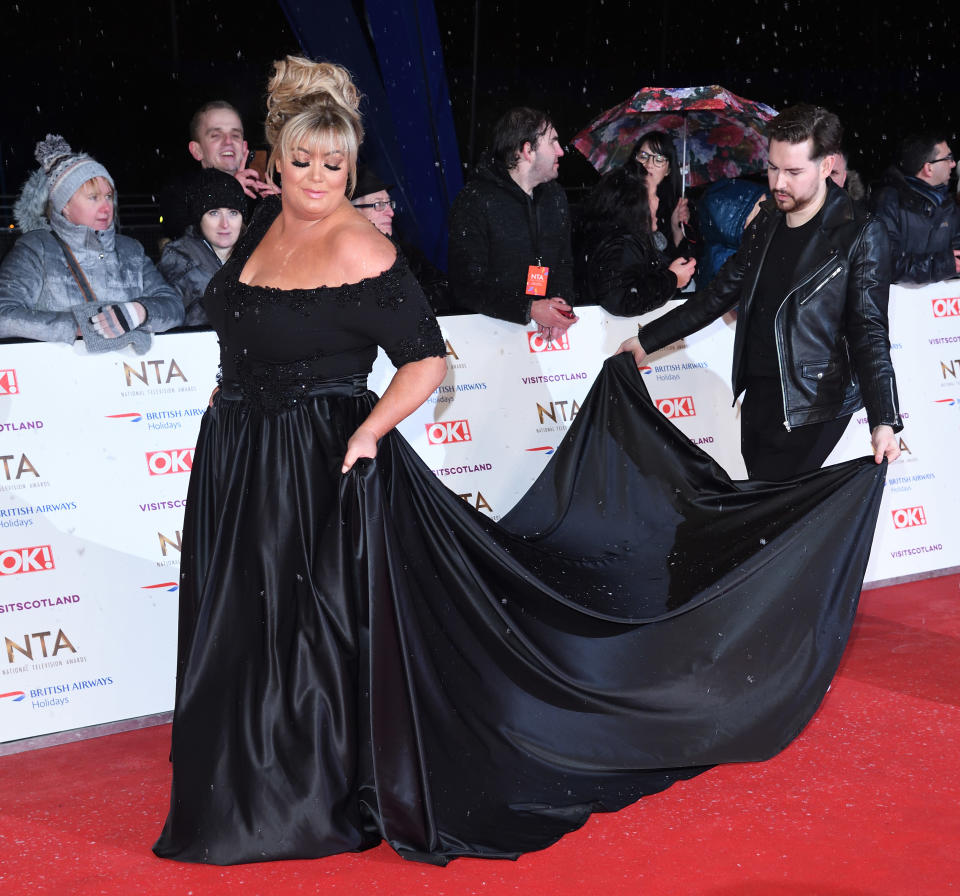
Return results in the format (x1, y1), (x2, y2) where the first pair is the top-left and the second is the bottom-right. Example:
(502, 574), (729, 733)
(425, 420), (472, 445)
(0, 369), (19, 395)
(145, 448), (195, 476)
(891, 506), (927, 529)
(932, 297), (960, 317)
(527, 331), (570, 353)
(655, 396), (696, 418)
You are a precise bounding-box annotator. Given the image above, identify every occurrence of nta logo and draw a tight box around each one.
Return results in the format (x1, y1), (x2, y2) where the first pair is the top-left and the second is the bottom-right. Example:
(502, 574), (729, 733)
(932, 297), (960, 317)
(537, 400), (580, 424)
(0, 369), (18, 395)
(5, 629), (76, 663)
(425, 420), (472, 445)
(656, 396), (696, 418)
(1, 454), (39, 480)
(0, 545), (54, 576)
(123, 358), (187, 387)
(528, 331), (570, 353)
(891, 506), (927, 529)
(146, 448), (195, 475)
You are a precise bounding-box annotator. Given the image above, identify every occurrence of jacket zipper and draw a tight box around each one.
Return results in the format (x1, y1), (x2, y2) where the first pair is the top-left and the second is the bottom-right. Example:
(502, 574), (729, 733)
(798, 264), (843, 305)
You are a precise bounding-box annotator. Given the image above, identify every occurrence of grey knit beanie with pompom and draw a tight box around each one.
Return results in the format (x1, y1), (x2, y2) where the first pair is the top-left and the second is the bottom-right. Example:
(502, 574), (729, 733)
(13, 134), (113, 233)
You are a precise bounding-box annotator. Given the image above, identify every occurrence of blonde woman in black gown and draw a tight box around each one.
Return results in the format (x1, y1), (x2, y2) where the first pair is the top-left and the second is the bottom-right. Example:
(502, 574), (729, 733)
(155, 57), (890, 866)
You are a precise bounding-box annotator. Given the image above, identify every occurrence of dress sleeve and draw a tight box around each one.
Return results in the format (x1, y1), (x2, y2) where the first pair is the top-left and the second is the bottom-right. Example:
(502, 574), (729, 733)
(351, 259), (446, 368)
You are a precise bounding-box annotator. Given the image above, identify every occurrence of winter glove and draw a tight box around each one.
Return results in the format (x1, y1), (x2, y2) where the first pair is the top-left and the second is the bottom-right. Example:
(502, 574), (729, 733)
(89, 301), (147, 338)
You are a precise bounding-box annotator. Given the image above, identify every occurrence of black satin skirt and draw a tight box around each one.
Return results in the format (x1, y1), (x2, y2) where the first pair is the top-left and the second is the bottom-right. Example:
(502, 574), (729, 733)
(154, 355), (886, 865)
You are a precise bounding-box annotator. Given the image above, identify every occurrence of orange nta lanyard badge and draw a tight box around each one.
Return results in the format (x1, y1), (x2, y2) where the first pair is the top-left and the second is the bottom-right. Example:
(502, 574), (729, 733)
(525, 265), (550, 296)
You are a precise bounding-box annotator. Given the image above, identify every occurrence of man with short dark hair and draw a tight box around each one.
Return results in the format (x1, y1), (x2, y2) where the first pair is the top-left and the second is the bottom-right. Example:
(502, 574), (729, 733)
(448, 107), (577, 337)
(619, 104), (902, 480)
(870, 131), (960, 283)
(160, 101), (278, 240)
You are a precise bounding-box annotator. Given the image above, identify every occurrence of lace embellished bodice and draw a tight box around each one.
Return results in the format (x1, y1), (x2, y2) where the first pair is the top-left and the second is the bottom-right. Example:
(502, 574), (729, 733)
(203, 197), (445, 411)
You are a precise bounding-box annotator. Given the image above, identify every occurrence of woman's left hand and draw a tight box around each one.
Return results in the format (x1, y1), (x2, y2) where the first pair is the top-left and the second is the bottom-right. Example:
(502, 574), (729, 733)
(671, 197), (690, 227)
(342, 426), (379, 473)
(90, 301), (147, 338)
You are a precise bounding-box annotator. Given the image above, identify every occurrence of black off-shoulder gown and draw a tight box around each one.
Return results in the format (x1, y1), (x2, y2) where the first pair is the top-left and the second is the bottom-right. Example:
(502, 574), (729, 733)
(154, 199), (886, 865)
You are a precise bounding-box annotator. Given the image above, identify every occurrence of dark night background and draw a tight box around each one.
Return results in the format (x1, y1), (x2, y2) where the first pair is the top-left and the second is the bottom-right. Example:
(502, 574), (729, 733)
(2, 2), (958, 225)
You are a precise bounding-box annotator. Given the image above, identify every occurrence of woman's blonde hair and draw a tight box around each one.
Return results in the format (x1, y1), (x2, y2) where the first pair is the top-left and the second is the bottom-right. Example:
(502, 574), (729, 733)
(265, 56), (364, 195)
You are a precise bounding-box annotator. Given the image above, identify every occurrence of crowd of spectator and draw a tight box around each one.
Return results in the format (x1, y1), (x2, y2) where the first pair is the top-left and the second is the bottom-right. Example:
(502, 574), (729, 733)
(1, 95), (958, 351)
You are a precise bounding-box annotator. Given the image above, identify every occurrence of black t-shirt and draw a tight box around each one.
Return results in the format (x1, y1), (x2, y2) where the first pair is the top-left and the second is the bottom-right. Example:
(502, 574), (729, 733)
(746, 207), (824, 377)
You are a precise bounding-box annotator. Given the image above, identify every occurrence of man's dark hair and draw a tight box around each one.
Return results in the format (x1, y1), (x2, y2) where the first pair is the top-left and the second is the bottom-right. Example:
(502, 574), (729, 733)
(491, 107), (552, 169)
(767, 104), (842, 160)
(189, 101), (243, 143)
(897, 132), (950, 177)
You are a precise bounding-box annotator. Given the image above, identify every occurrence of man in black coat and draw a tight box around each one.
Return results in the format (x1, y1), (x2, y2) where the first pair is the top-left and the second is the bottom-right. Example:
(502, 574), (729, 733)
(618, 105), (902, 480)
(448, 108), (577, 340)
(870, 132), (960, 284)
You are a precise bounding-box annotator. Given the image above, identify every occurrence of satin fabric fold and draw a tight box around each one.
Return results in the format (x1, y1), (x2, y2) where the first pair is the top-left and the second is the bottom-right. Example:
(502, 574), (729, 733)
(155, 354), (885, 865)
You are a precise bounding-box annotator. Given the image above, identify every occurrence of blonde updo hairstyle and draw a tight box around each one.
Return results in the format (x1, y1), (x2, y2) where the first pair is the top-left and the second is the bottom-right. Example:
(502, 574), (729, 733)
(265, 56), (364, 197)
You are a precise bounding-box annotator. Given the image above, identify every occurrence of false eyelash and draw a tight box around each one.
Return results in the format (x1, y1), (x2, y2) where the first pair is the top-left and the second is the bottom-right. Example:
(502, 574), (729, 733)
(290, 159), (310, 168)
(324, 163), (342, 171)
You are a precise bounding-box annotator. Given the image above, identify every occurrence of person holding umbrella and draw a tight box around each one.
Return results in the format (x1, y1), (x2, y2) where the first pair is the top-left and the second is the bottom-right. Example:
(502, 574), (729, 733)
(575, 162), (696, 315)
(633, 130), (697, 260)
(618, 104), (902, 481)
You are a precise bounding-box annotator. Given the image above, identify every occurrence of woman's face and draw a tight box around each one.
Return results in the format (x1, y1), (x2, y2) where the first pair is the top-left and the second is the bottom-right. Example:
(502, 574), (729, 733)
(200, 207), (243, 251)
(62, 176), (114, 231)
(637, 141), (670, 189)
(279, 139), (350, 221)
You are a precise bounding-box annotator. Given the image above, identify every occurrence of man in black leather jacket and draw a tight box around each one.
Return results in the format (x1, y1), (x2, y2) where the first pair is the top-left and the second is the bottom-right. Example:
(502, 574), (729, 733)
(619, 105), (902, 480)
(870, 132), (960, 284)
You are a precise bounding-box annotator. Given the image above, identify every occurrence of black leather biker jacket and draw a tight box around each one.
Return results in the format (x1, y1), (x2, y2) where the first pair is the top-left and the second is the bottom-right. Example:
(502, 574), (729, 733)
(639, 180), (902, 432)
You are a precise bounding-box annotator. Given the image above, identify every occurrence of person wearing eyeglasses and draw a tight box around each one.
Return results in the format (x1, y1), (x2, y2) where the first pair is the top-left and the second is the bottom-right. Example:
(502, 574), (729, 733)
(618, 105), (902, 481)
(631, 131), (698, 261)
(352, 164), (453, 313)
(870, 132), (960, 284)
(351, 166), (397, 236)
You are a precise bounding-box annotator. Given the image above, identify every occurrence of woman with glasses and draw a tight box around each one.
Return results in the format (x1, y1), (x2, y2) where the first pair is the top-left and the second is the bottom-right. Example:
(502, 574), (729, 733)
(575, 162), (696, 315)
(632, 131), (698, 261)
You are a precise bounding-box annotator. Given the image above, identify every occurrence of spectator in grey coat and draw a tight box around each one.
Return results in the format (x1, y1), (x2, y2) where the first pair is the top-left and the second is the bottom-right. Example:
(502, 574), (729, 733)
(0, 135), (183, 350)
(159, 169), (250, 326)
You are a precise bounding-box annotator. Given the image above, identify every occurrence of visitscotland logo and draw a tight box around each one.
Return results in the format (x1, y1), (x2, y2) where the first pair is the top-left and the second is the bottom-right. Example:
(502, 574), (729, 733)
(655, 396), (696, 418)
(932, 297), (960, 317)
(0, 545), (55, 576)
(145, 448), (195, 475)
(425, 420), (472, 445)
(0, 370), (19, 395)
(891, 506), (927, 529)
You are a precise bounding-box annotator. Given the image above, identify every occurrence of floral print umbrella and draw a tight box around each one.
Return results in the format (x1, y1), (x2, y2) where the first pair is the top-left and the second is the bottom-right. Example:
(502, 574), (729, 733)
(572, 85), (778, 189)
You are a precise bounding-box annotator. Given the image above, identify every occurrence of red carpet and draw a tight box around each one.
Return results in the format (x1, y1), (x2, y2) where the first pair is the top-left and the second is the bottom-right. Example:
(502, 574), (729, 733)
(2, 574), (958, 895)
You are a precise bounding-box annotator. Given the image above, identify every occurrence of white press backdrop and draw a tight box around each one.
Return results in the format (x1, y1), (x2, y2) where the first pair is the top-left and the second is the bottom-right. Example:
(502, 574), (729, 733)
(1, 283), (957, 744)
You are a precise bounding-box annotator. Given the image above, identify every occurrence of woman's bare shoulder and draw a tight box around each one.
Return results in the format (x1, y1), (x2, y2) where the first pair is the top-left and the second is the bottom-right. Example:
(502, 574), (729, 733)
(327, 218), (397, 284)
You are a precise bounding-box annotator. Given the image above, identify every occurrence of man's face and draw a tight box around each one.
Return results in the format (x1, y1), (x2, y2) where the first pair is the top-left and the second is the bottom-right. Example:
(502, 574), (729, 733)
(767, 138), (832, 215)
(353, 189), (394, 236)
(189, 109), (246, 174)
(527, 126), (564, 187)
(924, 141), (955, 187)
